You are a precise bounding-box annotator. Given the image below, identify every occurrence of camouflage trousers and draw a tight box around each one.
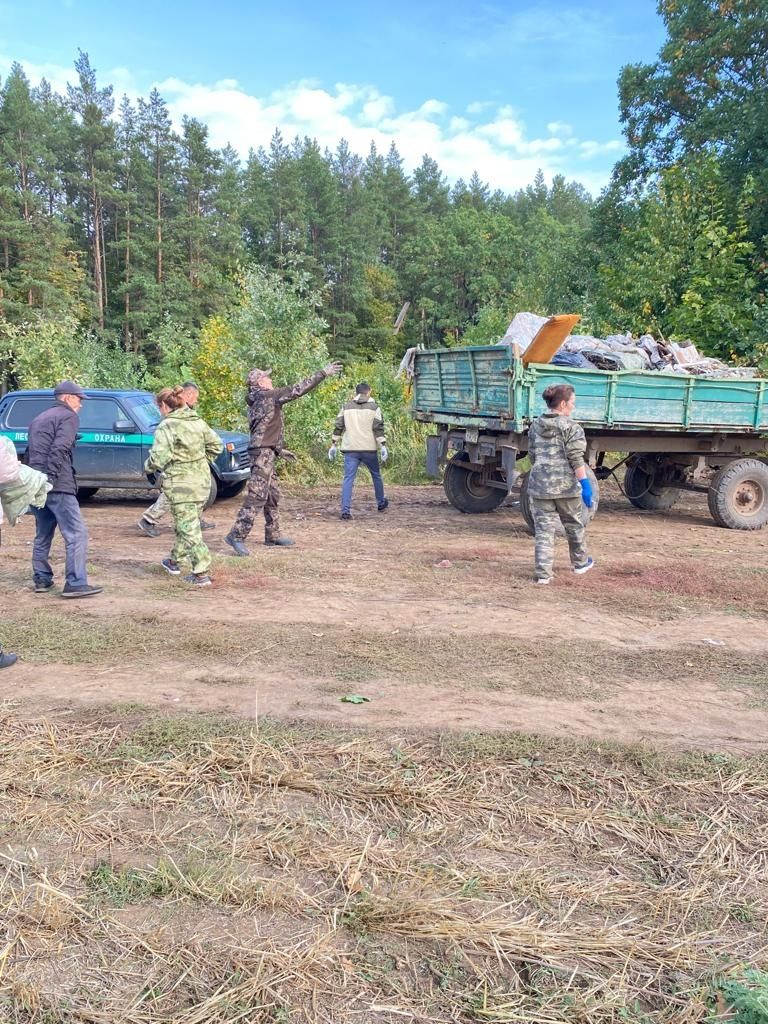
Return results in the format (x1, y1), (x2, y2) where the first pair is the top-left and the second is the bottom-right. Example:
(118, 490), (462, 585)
(230, 447), (280, 542)
(530, 495), (589, 581)
(170, 501), (211, 574)
(143, 490), (170, 524)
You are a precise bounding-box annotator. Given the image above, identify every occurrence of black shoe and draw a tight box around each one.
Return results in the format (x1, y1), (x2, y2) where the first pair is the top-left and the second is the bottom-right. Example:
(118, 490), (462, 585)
(225, 532), (250, 557)
(200, 519), (215, 531)
(61, 584), (103, 599)
(161, 558), (181, 576)
(137, 517), (161, 538)
(183, 573), (212, 587)
(34, 580), (54, 593)
(265, 537), (294, 546)
(340, 512), (352, 520)
(377, 499), (389, 512)
(0, 651), (17, 669)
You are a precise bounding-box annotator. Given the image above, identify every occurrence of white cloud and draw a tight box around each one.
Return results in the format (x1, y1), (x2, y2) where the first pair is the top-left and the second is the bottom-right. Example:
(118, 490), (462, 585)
(578, 139), (624, 158)
(1, 55), (623, 192)
(547, 120), (574, 138)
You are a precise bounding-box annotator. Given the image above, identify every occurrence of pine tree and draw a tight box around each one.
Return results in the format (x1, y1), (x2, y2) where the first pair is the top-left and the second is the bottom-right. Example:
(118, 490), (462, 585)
(66, 51), (115, 328)
(413, 155), (450, 217)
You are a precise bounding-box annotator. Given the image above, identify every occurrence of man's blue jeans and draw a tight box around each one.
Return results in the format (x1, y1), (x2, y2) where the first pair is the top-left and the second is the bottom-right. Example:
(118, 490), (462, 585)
(32, 493), (89, 589)
(341, 451), (385, 513)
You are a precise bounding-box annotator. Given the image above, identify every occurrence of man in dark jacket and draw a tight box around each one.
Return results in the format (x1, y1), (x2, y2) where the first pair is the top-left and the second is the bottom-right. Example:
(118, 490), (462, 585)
(224, 361), (341, 556)
(27, 380), (102, 598)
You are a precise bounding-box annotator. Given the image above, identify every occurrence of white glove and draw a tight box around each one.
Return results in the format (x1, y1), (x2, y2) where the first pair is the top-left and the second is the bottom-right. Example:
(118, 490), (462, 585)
(380, 446), (388, 463)
(328, 445), (338, 461)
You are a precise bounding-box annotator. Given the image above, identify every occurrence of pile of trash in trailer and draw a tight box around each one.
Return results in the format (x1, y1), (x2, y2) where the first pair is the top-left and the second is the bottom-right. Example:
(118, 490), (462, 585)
(501, 312), (758, 379)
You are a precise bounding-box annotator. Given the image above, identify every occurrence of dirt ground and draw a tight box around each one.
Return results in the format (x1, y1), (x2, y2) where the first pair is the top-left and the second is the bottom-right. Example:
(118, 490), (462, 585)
(3, 480), (768, 1023)
(2, 478), (767, 752)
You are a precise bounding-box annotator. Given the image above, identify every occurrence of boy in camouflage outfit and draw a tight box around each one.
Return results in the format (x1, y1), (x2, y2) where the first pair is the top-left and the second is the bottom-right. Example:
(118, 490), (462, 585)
(527, 383), (594, 585)
(145, 387), (223, 586)
(225, 361), (342, 556)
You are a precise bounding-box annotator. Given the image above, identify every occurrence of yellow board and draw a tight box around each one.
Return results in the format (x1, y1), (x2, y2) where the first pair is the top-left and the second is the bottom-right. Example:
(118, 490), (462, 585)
(521, 314), (581, 366)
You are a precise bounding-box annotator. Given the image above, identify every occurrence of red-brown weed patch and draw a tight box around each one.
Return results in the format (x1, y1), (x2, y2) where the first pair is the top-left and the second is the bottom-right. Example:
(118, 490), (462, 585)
(559, 559), (768, 610)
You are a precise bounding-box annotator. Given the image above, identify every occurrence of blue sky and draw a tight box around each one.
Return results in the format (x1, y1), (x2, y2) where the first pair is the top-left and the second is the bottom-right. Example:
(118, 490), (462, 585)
(1, 0), (666, 194)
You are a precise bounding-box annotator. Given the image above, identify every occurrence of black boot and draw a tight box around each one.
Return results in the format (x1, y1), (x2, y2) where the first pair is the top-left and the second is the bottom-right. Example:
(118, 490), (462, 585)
(225, 531), (250, 557)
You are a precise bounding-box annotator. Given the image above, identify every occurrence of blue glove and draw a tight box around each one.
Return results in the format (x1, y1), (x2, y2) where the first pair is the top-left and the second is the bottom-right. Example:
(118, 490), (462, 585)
(380, 446), (388, 463)
(580, 477), (593, 509)
(328, 445), (338, 461)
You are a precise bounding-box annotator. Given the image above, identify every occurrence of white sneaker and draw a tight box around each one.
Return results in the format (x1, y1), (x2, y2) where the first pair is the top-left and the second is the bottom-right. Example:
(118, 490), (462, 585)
(534, 577), (551, 585)
(573, 558), (594, 575)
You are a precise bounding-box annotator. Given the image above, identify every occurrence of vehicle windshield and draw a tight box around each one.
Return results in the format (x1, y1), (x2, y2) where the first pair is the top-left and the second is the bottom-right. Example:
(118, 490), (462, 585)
(124, 395), (162, 431)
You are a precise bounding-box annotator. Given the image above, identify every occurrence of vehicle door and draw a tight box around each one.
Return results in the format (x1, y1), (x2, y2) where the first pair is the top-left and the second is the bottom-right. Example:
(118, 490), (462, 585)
(119, 394), (164, 481)
(76, 397), (145, 485)
(0, 396), (56, 456)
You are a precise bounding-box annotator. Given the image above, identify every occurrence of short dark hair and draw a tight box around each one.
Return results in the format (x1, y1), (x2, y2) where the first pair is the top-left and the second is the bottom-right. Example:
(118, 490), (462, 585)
(181, 381), (199, 391)
(355, 382), (371, 394)
(542, 383), (575, 409)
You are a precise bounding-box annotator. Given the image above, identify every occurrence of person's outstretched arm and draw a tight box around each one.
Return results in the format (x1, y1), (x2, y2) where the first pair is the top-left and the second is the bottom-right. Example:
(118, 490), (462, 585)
(277, 362), (342, 405)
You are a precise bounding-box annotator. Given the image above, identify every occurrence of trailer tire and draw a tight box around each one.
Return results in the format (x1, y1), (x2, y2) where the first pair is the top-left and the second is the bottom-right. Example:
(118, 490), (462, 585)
(707, 458), (768, 530)
(624, 460), (681, 511)
(519, 467), (599, 536)
(443, 453), (508, 514)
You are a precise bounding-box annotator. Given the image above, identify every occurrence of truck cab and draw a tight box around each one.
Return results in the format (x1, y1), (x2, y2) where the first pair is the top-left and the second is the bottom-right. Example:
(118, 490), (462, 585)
(0, 389), (251, 506)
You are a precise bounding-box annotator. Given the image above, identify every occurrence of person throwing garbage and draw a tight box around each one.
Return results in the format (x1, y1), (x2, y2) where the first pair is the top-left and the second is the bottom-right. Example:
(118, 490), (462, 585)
(225, 361), (342, 556)
(145, 385), (223, 586)
(527, 383), (594, 585)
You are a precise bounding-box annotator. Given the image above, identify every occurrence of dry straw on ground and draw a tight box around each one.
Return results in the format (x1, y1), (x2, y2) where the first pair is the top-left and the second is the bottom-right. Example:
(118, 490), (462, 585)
(1, 703), (767, 1022)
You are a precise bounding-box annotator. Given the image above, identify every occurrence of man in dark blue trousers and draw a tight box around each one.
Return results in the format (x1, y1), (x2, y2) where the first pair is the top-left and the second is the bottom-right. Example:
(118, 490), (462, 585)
(328, 382), (389, 520)
(26, 380), (102, 598)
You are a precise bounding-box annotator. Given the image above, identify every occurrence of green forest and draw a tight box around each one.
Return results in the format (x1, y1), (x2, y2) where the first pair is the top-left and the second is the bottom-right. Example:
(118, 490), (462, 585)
(0, 0), (766, 469)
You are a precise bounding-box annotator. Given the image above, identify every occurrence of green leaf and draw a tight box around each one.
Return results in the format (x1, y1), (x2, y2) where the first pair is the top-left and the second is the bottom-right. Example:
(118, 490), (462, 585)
(341, 694), (370, 704)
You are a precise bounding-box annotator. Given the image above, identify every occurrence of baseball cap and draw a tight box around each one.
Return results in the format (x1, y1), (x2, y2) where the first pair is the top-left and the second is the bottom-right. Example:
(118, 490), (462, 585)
(54, 380), (86, 398)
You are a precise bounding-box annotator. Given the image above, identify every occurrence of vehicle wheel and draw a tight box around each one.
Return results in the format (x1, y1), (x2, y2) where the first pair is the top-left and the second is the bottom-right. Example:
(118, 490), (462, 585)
(204, 472), (218, 510)
(707, 458), (768, 530)
(519, 467), (599, 536)
(77, 487), (99, 501)
(442, 453), (508, 514)
(217, 479), (247, 500)
(624, 459), (681, 511)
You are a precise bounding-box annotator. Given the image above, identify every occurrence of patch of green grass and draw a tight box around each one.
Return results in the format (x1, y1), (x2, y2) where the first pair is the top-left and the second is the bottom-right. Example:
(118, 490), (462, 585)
(113, 713), (254, 758)
(710, 970), (768, 1023)
(112, 701), (152, 715)
(86, 861), (175, 906)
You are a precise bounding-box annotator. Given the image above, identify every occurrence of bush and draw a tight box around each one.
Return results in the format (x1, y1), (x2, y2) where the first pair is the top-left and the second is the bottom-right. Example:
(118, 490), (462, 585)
(0, 313), (145, 391)
(189, 265), (428, 484)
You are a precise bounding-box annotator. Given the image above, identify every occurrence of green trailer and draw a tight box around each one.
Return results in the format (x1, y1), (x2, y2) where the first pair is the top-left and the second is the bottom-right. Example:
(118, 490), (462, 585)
(411, 345), (768, 530)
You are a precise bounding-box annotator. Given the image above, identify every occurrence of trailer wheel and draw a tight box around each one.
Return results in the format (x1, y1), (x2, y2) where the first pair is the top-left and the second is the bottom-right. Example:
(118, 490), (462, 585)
(707, 458), (768, 530)
(519, 467), (599, 536)
(443, 453), (508, 514)
(624, 459), (681, 511)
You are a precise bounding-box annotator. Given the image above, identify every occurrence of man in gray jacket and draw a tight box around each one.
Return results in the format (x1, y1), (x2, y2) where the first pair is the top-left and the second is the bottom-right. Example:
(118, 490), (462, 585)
(26, 380), (102, 598)
(328, 382), (388, 520)
(527, 383), (594, 584)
